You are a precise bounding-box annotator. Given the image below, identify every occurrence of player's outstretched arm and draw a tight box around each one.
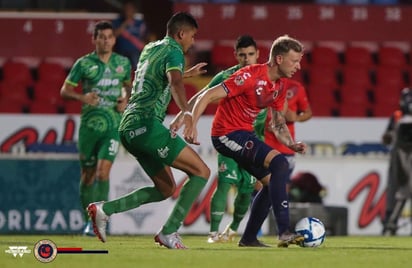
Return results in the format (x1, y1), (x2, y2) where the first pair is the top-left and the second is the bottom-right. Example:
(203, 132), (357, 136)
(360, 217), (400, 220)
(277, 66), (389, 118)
(185, 85), (226, 144)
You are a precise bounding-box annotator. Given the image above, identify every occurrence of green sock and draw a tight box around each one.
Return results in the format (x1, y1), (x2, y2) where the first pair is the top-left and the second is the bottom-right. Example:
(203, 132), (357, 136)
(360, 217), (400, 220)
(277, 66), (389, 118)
(162, 176), (207, 234)
(79, 181), (95, 221)
(210, 181), (231, 232)
(95, 180), (109, 202)
(230, 192), (251, 231)
(103, 186), (166, 215)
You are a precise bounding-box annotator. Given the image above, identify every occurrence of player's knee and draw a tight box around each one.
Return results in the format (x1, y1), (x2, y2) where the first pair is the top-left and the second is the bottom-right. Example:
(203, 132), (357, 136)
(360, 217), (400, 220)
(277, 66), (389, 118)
(197, 165), (211, 180)
(268, 154), (289, 174)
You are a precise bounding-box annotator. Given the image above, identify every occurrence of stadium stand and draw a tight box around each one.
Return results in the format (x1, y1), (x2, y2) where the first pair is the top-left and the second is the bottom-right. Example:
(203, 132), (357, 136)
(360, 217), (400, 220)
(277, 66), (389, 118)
(344, 46), (375, 68)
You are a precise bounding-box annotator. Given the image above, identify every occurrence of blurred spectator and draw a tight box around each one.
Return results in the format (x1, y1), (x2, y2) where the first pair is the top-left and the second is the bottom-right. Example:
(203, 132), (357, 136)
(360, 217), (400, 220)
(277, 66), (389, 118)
(382, 88), (412, 236)
(112, 0), (150, 69)
(288, 172), (326, 203)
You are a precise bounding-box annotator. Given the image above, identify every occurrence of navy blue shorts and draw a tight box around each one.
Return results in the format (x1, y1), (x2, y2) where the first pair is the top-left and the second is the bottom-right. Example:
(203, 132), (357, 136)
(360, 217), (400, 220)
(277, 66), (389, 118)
(212, 130), (272, 180)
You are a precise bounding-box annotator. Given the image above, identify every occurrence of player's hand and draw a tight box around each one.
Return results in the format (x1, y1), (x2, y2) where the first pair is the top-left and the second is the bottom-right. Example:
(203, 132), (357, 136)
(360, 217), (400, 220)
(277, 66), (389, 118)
(184, 62), (208, 78)
(183, 115), (200, 145)
(116, 96), (128, 113)
(83, 92), (100, 106)
(289, 141), (307, 154)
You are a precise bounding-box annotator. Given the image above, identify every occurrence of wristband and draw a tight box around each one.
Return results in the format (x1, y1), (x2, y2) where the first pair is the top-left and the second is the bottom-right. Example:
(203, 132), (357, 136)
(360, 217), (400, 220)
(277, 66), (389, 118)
(184, 111), (192, 117)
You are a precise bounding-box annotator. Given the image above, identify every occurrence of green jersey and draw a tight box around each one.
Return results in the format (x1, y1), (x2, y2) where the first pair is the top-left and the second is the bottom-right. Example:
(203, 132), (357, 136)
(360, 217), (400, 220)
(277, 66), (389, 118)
(207, 65), (240, 89)
(66, 51), (131, 132)
(120, 36), (185, 130)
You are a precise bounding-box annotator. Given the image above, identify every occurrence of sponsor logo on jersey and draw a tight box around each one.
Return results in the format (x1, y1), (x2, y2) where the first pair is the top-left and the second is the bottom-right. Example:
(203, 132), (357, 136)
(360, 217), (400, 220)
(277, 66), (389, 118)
(97, 78), (120, 86)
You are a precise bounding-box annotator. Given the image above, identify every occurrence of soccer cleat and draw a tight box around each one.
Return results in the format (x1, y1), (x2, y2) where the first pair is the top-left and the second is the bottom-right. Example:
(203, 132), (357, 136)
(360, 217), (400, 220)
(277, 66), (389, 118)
(277, 231), (304, 248)
(219, 225), (237, 242)
(87, 202), (109, 243)
(154, 232), (187, 249)
(238, 239), (270, 247)
(207, 232), (221, 243)
(83, 221), (96, 237)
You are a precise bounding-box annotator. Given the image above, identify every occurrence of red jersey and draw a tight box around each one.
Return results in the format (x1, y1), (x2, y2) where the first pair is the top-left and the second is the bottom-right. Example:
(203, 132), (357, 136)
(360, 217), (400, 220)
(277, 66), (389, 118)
(264, 78), (310, 154)
(212, 64), (286, 136)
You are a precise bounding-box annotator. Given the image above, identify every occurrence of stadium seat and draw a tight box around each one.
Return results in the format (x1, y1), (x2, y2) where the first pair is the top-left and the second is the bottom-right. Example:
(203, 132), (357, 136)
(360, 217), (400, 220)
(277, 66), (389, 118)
(32, 81), (63, 105)
(310, 101), (338, 117)
(338, 104), (370, 117)
(340, 66), (373, 88)
(372, 84), (401, 106)
(309, 46), (341, 68)
(307, 84), (339, 117)
(307, 67), (339, 88)
(1, 60), (34, 88)
(339, 84), (372, 106)
(211, 43), (237, 72)
(344, 46), (374, 68)
(37, 61), (67, 86)
(373, 65), (406, 89)
(0, 98), (27, 113)
(377, 46), (408, 68)
(28, 99), (59, 114)
(0, 80), (30, 103)
(372, 101), (399, 117)
(63, 100), (82, 114)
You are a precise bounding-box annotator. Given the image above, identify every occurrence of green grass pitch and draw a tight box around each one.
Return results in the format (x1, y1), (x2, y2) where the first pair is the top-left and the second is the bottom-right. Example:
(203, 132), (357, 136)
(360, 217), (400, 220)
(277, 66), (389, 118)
(1, 235), (411, 268)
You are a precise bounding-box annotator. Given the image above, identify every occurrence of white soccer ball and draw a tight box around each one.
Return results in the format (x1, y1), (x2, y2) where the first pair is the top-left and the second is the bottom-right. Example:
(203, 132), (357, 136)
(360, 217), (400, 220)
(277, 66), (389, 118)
(295, 217), (326, 247)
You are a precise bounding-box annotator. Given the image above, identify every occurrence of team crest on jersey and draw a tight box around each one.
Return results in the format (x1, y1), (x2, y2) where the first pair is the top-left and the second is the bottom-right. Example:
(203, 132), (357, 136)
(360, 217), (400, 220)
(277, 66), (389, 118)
(218, 162), (228, 172)
(157, 146), (170, 158)
(286, 86), (297, 99)
(234, 75), (244, 86)
(116, 66), (124, 73)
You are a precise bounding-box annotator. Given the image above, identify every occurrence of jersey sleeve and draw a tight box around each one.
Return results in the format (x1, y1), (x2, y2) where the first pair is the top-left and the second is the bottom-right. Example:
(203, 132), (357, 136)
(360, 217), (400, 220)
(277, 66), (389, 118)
(65, 58), (83, 87)
(222, 69), (253, 98)
(165, 48), (184, 74)
(207, 71), (225, 89)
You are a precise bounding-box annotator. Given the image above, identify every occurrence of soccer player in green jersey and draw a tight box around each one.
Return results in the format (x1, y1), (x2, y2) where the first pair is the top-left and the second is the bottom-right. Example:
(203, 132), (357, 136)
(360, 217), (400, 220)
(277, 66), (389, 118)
(60, 21), (132, 236)
(86, 12), (210, 249)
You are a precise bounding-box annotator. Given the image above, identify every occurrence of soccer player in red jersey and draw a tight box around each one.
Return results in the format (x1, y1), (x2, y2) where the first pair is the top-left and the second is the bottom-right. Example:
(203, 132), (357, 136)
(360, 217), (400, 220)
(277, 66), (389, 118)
(255, 78), (312, 187)
(187, 35), (307, 247)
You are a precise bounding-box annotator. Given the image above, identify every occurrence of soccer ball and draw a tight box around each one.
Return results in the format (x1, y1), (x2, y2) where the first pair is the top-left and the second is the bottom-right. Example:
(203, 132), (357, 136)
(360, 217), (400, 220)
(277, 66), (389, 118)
(295, 217), (326, 247)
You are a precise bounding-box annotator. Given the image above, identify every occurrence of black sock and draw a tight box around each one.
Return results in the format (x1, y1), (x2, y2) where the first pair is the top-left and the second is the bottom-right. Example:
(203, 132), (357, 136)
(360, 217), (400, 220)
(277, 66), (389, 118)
(241, 186), (271, 242)
(268, 154), (290, 235)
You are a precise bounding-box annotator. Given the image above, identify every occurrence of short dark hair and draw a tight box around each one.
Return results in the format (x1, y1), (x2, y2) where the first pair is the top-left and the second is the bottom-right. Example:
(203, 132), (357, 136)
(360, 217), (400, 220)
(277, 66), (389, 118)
(235, 35), (257, 50)
(269, 35), (304, 61)
(166, 12), (198, 36)
(93, 20), (113, 39)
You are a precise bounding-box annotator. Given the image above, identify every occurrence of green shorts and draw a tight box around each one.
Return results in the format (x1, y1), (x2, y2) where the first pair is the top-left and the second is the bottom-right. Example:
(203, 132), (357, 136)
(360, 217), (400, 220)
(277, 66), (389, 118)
(217, 153), (256, 194)
(119, 118), (187, 177)
(78, 124), (120, 168)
